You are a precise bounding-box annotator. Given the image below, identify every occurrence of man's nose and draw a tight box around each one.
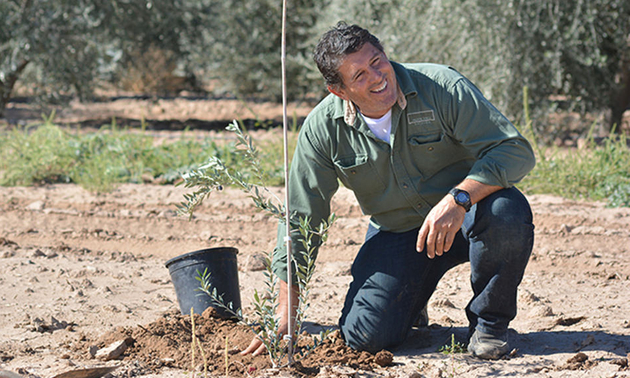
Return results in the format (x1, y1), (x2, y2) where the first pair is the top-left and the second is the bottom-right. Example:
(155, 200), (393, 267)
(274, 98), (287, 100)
(368, 67), (383, 82)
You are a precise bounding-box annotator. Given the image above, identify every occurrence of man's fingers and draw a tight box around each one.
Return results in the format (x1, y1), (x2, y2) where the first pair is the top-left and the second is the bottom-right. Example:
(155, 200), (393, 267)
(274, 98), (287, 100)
(424, 226), (454, 258)
(434, 232), (445, 256)
(416, 224), (428, 253)
(253, 343), (267, 356)
(444, 230), (456, 252)
(240, 337), (264, 355)
(425, 228), (437, 259)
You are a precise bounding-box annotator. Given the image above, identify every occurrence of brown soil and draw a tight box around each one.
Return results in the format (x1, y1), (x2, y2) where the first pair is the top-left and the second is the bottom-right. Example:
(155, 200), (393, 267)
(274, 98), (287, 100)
(79, 308), (380, 377)
(1, 98), (630, 377)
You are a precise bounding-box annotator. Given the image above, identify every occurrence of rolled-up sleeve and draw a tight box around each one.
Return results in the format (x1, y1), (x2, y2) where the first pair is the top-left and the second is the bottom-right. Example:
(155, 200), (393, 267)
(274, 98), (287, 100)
(446, 77), (536, 187)
(271, 124), (339, 283)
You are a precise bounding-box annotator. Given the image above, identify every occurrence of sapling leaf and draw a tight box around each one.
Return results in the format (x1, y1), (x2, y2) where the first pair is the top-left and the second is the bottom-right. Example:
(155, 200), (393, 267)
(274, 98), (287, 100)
(181, 120), (338, 367)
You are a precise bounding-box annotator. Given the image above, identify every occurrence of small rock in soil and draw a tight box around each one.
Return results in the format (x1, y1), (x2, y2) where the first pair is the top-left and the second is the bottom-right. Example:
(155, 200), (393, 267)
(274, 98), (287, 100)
(94, 339), (128, 361)
(561, 352), (598, 370)
(611, 357), (628, 368)
(26, 201), (45, 211)
(567, 352), (588, 364)
(374, 350), (394, 367)
(316, 366), (357, 377)
(26, 316), (70, 333)
(432, 298), (456, 308)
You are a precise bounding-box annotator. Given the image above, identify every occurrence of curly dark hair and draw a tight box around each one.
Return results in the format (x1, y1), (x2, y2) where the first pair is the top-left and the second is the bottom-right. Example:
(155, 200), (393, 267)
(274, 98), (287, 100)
(313, 22), (384, 88)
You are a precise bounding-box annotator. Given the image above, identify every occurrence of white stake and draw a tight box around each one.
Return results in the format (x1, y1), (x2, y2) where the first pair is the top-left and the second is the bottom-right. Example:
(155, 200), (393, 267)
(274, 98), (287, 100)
(280, 0), (294, 366)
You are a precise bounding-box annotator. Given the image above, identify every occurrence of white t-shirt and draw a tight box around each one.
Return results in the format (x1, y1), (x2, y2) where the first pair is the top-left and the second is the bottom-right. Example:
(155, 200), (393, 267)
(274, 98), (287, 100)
(362, 109), (392, 143)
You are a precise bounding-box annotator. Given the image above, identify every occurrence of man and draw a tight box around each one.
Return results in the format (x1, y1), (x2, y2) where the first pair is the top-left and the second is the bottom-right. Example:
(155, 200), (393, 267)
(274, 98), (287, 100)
(242, 22), (535, 360)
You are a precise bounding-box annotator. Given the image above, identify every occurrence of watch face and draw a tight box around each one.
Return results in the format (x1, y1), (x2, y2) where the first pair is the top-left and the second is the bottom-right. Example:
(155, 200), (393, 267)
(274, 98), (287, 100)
(456, 192), (469, 203)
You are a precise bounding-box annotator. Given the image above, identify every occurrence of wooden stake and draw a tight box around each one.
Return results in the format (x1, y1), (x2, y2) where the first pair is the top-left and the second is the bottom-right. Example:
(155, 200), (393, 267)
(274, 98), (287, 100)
(280, 0), (294, 366)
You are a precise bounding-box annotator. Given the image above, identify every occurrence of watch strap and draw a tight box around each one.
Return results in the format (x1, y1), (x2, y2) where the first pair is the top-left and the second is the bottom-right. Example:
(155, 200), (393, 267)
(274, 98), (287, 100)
(449, 188), (472, 212)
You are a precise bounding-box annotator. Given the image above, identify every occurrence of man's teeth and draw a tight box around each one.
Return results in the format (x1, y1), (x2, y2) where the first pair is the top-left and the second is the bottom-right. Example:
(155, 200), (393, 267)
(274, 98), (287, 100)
(373, 81), (387, 92)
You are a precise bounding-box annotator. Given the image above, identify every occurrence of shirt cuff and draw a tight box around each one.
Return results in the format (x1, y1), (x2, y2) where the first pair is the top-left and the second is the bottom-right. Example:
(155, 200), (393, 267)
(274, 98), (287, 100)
(466, 158), (511, 188)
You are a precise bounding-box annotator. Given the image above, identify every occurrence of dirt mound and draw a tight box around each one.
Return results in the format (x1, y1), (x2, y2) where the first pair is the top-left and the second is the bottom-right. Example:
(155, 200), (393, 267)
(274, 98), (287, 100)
(76, 308), (382, 377)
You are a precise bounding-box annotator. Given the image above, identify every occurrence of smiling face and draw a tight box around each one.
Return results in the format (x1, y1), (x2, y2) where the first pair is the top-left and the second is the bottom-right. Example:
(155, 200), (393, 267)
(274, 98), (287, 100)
(328, 43), (398, 119)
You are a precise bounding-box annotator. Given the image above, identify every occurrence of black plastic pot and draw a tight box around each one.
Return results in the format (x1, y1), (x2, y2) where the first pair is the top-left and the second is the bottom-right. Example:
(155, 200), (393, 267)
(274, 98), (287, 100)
(165, 247), (241, 317)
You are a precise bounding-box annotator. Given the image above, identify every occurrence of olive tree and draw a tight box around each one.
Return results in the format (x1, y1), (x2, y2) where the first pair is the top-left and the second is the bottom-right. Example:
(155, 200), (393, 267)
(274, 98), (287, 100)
(0, 0), (105, 117)
(0, 0), (213, 118)
(204, 0), (322, 101)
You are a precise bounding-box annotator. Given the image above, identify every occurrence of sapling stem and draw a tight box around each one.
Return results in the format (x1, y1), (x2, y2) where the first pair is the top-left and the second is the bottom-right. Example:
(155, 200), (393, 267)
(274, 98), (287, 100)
(225, 336), (229, 377)
(196, 338), (208, 378)
(190, 308), (196, 378)
(280, 0), (293, 365)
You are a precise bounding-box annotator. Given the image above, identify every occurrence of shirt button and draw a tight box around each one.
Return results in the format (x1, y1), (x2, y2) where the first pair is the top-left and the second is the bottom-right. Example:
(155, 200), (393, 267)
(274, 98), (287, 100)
(427, 147), (434, 151)
(402, 183), (408, 188)
(350, 170), (356, 174)
(417, 203), (423, 208)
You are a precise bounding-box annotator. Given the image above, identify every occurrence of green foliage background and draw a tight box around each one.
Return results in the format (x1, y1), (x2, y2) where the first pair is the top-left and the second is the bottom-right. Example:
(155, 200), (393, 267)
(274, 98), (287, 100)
(2, 0), (630, 132)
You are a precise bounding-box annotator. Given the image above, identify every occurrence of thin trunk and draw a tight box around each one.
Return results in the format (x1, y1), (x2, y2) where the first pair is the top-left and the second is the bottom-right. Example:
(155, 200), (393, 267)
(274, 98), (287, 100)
(0, 60), (30, 119)
(281, 0), (293, 366)
(609, 60), (630, 133)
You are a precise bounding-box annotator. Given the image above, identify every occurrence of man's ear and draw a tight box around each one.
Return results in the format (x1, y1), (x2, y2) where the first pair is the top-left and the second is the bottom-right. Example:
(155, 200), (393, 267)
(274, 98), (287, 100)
(327, 85), (348, 101)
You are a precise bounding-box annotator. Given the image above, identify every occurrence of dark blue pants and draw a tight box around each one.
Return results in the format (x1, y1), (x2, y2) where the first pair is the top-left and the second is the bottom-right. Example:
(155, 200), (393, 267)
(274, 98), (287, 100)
(338, 187), (534, 353)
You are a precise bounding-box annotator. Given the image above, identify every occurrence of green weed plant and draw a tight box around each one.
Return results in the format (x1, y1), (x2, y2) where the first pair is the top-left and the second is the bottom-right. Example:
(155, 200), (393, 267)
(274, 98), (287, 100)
(178, 120), (334, 368)
(0, 114), (290, 192)
(436, 333), (466, 378)
(518, 88), (630, 207)
(438, 333), (466, 355)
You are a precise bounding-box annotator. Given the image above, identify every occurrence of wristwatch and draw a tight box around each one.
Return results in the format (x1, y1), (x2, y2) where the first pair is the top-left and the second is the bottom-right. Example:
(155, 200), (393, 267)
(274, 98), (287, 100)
(449, 188), (472, 212)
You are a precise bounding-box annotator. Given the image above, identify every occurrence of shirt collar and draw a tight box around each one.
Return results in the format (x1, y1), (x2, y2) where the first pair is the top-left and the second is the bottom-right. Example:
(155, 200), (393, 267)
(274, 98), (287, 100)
(343, 83), (407, 125)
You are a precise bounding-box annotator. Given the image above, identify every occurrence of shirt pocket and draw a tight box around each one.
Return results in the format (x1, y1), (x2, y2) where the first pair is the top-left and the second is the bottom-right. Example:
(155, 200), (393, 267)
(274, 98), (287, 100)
(408, 131), (463, 179)
(333, 154), (386, 195)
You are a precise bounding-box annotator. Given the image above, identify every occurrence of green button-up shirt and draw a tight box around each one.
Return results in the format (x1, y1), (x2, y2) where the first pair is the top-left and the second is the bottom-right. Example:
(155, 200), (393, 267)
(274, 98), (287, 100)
(272, 62), (535, 282)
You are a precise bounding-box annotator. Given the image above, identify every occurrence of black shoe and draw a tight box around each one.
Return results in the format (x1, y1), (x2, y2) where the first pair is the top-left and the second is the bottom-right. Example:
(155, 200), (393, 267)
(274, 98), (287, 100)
(467, 329), (510, 360)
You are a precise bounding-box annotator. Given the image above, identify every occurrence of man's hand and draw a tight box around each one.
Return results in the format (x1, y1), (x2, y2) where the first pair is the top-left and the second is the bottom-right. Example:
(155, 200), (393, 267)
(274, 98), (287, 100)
(416, 180), (503, 258)
(240, 317), (289, 356)
(416, 194), (466, 258)
(240, 280), (298, 356)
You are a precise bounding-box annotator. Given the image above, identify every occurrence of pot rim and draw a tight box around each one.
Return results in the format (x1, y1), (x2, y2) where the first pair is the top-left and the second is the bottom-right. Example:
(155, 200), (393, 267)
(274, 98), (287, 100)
(165, 246), (238, 268)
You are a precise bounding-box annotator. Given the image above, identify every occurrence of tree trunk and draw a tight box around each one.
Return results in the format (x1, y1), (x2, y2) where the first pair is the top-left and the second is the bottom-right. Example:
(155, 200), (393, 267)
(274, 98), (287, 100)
(609, 60), (630, 133)
(0, 60), (30, 119)
(609, 36), (630, 133)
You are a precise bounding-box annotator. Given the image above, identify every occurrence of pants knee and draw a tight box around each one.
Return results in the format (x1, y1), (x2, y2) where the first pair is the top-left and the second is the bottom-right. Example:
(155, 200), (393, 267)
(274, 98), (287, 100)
(339, 314), (407, 353)
(474, 188), (533, 230)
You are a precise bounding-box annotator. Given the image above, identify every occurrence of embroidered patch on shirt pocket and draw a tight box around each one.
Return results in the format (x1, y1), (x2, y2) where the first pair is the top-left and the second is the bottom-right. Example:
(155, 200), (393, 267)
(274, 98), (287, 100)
(334, 154), (386, 194)
(408, 110), (435, 124)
